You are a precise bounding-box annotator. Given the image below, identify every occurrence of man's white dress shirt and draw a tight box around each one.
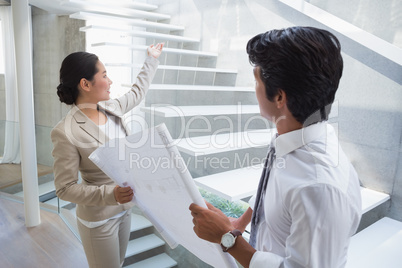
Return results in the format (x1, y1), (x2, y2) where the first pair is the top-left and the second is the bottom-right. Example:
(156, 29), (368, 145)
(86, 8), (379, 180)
(249, 122), (362, 268)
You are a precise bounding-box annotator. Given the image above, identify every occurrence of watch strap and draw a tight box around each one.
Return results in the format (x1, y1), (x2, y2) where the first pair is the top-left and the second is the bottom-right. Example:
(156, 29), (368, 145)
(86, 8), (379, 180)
(230, 229), (242, 238)
(221, 229), (242, 252)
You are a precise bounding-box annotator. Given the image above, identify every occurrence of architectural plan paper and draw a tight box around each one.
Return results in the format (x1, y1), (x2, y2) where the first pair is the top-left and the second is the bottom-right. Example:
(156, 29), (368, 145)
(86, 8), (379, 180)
(89, 123), (237, 268)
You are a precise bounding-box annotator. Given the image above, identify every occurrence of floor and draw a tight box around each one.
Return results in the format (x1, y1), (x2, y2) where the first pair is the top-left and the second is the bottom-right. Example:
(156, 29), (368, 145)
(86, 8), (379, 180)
(0, 163), (53, 189)
(0, 192), (88, 268)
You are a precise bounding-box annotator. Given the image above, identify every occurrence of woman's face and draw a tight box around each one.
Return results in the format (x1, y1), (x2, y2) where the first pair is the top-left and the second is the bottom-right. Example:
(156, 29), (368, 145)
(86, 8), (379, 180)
(89, 60), (113, 102)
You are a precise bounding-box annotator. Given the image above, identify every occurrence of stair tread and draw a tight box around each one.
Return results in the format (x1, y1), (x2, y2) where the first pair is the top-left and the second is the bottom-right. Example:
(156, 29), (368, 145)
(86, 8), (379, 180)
(244, 187), (390, 235)
(44, 196), (71, 208)
(196, 160), (390, 208)
(70, 12), (184, 31)
(176, 129), (274, 156)
(14, 181), (55, 197)
(122, 84), (253, 92)
(29, 0), (157, 14)
(69, 206), (76, 215)
(110, 63), (236, 73)
(124, 253), (177, 268)
(195, 165), (264, 201)
(140, 105), (260, 117)
(64, 0), (158, 11)
(125, 234), (165, 258)
(94, 43), (217, 57)
(360, 187), (390, 213)
(130, 213), (153, 232)
(62, 0), (169, 20)
(81, 25), (199, 42)
(346, 217), (402, 268)
(147, 84), (254, 92)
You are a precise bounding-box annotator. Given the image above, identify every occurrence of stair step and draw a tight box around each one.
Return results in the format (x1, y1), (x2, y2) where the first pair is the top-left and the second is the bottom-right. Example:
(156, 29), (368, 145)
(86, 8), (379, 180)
(140, 105), (260, 117)
(70, 12), (184, 31)
(14, 181), (55, 197)
(63, 0), (158, 11)
(360, 187), (390, 213)
(69, 206), (77, 215)
(109, 63), (236, 73)
(346, 217), (402, 268)
(195, 165), (264, 201)
(62, 0), (170, 20)
(130, 213), (153, 232)
(243, 187), (391, 238)
(176, 129), (274, 156)
(125, 234), (165, 258)
(29, 0), (156, 15)
(94, 43), (217, 57)
(146, 84), (254, 92)
(80, 25), (199, 43)
(124, 253), (177, 268)
(44, 196), (71, 208)
(196, 162), (390, 207)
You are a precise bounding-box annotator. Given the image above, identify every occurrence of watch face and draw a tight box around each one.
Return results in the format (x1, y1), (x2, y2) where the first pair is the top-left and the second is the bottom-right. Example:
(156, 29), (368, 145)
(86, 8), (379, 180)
(221, 233), (235, 247)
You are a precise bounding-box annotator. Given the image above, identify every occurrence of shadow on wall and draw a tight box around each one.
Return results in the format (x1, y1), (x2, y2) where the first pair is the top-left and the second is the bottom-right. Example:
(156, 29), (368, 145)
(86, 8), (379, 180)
(337, 106), (401, 194)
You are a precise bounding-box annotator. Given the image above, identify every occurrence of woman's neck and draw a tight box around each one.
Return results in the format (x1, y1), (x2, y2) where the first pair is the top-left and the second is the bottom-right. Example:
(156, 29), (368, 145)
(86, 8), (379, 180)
(75, 94), (97, 111)
(75, 98), (106, 125)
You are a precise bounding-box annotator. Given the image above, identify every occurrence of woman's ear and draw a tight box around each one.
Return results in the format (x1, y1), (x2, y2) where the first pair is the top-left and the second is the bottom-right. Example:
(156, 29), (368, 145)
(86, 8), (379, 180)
(79, 78), (91, 92)
(275, 89), (287, 108)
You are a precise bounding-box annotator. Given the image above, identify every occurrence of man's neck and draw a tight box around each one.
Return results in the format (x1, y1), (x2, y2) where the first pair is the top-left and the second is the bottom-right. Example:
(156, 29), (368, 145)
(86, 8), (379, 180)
(275, 115), (303, 135)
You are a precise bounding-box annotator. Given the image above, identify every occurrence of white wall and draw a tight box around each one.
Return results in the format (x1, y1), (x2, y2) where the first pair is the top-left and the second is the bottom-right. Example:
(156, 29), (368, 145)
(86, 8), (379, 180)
(31, 7), (85, 166)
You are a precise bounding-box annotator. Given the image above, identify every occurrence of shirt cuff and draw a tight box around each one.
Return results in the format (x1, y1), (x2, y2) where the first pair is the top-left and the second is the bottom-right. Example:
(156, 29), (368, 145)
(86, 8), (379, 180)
(250, 251), (283, 268)
(248, 194), (256, 209)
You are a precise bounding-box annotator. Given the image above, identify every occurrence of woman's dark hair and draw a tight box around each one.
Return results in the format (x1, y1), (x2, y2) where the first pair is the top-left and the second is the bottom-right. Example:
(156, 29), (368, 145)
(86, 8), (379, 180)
(246, 26), (343, 125)
(57, 52), (99, 105)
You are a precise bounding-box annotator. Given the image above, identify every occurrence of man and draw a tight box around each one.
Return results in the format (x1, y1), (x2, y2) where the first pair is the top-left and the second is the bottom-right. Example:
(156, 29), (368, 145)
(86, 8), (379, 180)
(189, 27), (362, 268)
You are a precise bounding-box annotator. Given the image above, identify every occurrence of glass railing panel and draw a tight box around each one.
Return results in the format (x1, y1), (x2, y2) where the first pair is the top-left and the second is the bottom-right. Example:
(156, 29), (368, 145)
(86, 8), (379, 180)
(35, 123), (80, 239)
(0, 121), (79, 238)
(0, 120), (23, 194)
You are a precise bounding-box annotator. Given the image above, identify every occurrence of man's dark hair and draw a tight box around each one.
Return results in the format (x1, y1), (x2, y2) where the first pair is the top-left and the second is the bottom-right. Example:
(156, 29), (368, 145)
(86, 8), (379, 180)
(246, 26), (343, 125)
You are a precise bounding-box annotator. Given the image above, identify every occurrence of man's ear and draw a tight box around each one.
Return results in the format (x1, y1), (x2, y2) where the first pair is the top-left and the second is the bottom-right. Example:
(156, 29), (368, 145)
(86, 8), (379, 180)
(275, 89), (287, 108)
(79, 78), (91, 92)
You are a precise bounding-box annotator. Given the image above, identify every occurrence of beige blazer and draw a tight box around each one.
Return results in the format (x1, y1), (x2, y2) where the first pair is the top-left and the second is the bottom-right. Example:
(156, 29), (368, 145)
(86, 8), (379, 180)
(51, 56), (159, 222)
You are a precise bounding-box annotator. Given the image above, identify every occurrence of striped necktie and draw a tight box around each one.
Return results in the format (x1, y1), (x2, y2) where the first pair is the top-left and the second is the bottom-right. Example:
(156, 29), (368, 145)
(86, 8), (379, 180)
(249, 145), (276, 248)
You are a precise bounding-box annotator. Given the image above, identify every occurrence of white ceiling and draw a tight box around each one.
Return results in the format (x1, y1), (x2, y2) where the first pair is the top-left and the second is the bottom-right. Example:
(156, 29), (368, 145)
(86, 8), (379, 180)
(0, 1), (75, 14)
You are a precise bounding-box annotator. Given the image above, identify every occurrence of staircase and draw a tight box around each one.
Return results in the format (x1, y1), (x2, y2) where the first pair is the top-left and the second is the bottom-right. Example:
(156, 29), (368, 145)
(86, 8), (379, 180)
(10, 0), (397, 267)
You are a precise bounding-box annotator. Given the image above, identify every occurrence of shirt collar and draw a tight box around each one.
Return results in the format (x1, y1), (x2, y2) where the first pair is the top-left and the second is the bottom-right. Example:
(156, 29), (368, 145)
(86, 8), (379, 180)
(274, 121), (328, 158)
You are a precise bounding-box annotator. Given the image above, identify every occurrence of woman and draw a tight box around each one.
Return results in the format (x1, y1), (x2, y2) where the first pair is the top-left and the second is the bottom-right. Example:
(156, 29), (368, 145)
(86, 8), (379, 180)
(51, 43), (163, 268)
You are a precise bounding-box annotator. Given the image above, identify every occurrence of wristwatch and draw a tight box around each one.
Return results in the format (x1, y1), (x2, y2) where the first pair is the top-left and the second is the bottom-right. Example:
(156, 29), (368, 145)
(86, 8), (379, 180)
(220, 229), (242, 252)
